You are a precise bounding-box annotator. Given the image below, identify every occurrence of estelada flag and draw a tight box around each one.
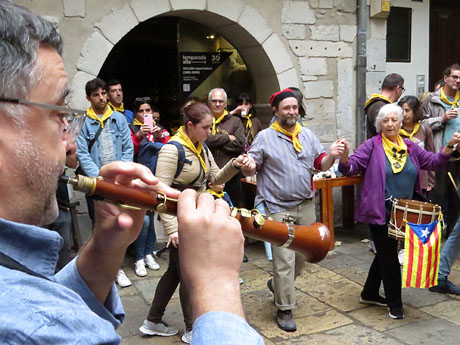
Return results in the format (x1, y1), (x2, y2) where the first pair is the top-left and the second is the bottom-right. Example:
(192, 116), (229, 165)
(402, 220), (442, 288)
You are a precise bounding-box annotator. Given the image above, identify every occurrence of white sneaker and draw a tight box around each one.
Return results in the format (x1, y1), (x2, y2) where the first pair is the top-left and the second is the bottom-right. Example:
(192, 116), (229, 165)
(181, 330), (192, 343)
(139, 319), (178, 336)
(144, 254), (160, 270)
(135, 259), (147, 277)
(116, 269), (132, 287)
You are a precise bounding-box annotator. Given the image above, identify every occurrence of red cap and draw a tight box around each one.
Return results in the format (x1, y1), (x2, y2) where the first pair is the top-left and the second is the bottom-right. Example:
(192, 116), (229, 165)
(269, 88), (295, 107)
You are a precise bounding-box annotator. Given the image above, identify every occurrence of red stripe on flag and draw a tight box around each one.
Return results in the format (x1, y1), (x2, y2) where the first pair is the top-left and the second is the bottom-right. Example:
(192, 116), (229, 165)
(406, 229), (415, 286)
(416, 236), (424, 288)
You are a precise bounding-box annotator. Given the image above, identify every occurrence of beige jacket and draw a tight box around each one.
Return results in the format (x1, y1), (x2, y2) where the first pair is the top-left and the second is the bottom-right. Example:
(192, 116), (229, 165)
(155, 143), (239, 235)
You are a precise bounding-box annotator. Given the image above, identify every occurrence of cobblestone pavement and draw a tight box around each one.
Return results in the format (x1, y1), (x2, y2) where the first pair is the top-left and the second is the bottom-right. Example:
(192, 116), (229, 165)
(116, 225), (460, 345)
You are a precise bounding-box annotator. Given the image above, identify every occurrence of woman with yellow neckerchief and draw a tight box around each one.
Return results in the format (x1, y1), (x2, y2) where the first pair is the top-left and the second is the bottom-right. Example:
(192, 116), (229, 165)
(139, 101), (255, 343)
(230, 92), (263, 150)
(339, 103), (460, 320)
(398, 96), (436, 196)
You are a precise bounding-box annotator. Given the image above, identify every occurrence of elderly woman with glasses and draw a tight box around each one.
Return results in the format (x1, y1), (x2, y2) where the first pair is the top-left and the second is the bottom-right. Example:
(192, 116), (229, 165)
(339, 103), (460, 320)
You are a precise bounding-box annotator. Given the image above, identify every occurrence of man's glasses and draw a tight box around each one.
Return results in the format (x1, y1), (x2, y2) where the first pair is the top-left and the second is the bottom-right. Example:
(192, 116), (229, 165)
(0, 97), (86, 140)
(210, 99), (225, 104)
(399, 86), (406, 93)
(450, 75), (460, 81)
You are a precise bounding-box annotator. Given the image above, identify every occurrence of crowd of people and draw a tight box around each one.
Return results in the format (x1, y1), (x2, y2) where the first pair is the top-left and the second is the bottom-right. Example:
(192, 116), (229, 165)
(3, 1), (460, 344)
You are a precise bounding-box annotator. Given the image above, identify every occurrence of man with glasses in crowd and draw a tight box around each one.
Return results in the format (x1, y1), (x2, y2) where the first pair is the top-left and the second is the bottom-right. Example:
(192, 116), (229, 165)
(206, 88), (246, 206)
(423, 64), (460, 295)
(365, 73), (405, 138)
(0, 3), (264, 344)
(107, 79), (135, 124)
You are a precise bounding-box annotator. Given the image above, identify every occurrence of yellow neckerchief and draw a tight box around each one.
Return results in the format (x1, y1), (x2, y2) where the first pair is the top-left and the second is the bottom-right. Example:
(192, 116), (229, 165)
(133, 118), (143, 126)
(270, 120), (303, 153)
(212, 110), (228, 135)
(206, 189), (224, 199)
(382, 133), (408, 174)
(364, 94), (392, 107)
(170, 126), (207, 173)
(440, 87), (460, 109)
(242, 113), (253, 130)
(86, 106), (113, 128)
(399, 122), (421, 142)
(109, 101), (124, 113)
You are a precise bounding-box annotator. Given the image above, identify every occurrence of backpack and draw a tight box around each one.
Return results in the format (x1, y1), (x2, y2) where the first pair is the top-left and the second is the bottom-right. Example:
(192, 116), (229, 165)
(138, 140), (209, 179)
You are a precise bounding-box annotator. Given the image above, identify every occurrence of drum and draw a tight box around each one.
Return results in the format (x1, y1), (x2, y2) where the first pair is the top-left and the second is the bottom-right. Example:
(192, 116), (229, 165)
(388, 199), (441, 240)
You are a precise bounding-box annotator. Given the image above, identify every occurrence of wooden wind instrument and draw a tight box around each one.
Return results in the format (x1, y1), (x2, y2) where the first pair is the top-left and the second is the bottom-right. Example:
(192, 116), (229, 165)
(67, 175), (332, 263)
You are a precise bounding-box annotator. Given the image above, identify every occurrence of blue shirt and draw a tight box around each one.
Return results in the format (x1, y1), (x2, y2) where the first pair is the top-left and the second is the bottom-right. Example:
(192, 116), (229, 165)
(248, 127), (324, 214)
(192, 312), (264, 345)
(0, 217), (124, 344)
(77, 111), (134, 177)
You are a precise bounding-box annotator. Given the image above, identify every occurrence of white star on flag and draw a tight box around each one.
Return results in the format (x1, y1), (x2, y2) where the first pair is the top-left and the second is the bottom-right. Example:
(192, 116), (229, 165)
(421, 227), (430, 239)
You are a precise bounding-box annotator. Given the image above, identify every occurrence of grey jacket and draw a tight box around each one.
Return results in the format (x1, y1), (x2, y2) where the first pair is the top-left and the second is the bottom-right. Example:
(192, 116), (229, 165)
(422, 88), (447, 153)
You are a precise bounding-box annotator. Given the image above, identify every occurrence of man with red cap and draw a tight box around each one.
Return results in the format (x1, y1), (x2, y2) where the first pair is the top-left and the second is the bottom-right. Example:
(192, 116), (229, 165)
(246, 88), (345, 332)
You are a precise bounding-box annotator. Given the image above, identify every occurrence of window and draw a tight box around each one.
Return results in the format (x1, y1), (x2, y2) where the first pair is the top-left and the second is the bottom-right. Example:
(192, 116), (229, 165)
(386, 7), (412, 62)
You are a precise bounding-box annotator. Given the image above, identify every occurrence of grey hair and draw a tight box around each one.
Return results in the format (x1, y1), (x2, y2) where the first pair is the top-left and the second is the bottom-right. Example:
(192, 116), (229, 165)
(0, 0), (63, 122)
(208, 88), (227, 102)
(374, 103), (403, 133)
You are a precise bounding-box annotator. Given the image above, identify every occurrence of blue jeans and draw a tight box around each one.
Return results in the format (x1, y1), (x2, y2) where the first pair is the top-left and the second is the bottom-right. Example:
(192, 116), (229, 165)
(133, 214), (156, 260)
(438, 217), (460, 281)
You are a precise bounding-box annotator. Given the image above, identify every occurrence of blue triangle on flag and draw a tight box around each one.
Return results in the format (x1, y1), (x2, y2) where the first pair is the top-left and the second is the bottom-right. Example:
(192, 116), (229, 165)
(407, 220), (439, 244)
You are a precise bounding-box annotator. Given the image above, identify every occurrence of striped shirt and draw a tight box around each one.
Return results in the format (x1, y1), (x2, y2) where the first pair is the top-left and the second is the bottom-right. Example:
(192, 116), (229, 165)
(248, 127), (324, 214)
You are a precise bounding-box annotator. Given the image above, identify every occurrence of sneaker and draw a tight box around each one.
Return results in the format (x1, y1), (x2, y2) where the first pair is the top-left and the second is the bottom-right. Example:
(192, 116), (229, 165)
(135, 259), (147, 277)
(398, 249), (405, 266)
(388, 306), (404, 319)
(116, 269), (132, 288)
(139, 319), (178, 336)
(144, 254), (160, 270)
(429, 279), (460, 295)
(239, 277), (244, 284)
(360, 294), (387, 307)
(181, 330), (192, 343)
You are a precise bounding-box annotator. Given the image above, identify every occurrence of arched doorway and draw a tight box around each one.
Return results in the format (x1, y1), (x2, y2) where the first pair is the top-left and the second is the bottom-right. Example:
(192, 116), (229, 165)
(98, 16), (255, 130)
(72, 4), (298, 126)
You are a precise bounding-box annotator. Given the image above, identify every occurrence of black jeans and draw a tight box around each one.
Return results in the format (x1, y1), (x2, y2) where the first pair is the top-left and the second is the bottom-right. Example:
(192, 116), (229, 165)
(362, 224), (402, 309)
(147, 245), (192, 331)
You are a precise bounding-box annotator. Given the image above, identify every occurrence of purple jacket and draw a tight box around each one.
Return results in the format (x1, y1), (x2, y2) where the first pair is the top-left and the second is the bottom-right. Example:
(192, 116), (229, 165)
(339, 134), (450, 225)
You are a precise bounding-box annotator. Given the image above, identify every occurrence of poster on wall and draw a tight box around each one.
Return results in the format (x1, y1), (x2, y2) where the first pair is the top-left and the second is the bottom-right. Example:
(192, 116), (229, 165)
(180, 52), (232, 100)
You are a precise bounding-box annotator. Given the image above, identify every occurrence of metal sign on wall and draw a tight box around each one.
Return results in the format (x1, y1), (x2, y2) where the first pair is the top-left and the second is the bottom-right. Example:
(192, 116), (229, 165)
(180, 52), (232, 100)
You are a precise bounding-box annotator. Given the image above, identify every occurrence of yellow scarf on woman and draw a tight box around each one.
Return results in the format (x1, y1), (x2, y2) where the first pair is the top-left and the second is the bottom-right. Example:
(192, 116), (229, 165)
(270, 120), (303, 153)
(86, 106), (113, 128)
(170, 126), (207, 173)
(243, 113), (253, 129)
(399, 122), (421, 142)
(440, 88), (460, 109)
(382, 133), (408, 174)
(133, 118), (143, 126)
(206, 189), (224, 199)
(212, 110), (228, 135)
(109, 102), (124, 113)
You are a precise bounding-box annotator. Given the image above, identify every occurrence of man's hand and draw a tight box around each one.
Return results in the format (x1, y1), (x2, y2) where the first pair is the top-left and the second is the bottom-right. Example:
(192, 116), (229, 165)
(329, 138), (347, 158)
(177, 190), (245, 320)
(442, 109), (459, 123)
(77, 161), (180, 303)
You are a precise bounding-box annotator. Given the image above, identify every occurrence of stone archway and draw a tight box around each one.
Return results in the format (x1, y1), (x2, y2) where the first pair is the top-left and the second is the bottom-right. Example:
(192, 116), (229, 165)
(70, 0), (299, 111)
